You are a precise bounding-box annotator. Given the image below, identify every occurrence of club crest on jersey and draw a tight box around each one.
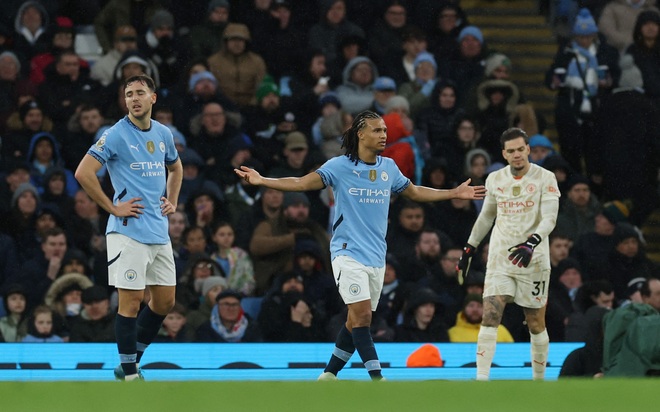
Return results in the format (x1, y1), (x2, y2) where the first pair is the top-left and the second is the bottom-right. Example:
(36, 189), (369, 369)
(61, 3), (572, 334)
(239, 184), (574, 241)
(147, 141), (155, 154)
(512, 186), (521, 196)
(381, 171), (388, 181)
(159, 142), (166, 153)
(526, 184), (536, 193)
(349, 284), (361, 295)
(369, 170), (377, 182)
(124, 269), (137, 282)
(96, 134), (106, 148)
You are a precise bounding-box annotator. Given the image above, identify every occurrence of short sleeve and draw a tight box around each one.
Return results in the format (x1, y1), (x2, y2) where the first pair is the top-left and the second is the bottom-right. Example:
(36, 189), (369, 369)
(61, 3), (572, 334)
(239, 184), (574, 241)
(389, 159), (411, 194)
(164, 127), (178, 165)
(87, 127), (115, 165)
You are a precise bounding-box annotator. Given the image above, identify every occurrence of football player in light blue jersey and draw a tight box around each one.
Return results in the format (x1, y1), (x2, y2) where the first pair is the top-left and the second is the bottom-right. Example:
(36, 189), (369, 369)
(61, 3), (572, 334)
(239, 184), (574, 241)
(75, 75), (182, 381)
(235, 110), (486, 381)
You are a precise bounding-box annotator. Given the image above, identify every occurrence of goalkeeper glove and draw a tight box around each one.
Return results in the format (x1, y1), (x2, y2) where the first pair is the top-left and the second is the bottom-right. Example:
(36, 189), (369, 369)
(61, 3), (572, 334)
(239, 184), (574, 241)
(507, 233), (542, 268)
(456, 244), (476, 285)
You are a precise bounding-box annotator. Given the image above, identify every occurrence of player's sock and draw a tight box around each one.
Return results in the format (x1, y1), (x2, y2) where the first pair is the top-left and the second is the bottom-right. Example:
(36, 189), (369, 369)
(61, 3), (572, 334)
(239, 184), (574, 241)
(115, 314), (137, 377)
(476, 326), (498, 381)
(530, 329), (549, 380)
(324, 325), (355, 376)
(352, 326), (383, 380)
(135, 305), (167, 364)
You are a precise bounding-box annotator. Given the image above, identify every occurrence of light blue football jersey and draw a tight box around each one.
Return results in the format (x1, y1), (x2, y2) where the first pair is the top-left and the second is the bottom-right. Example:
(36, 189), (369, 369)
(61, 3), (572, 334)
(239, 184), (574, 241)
(316, 155), (410, 267)
(87, 116), (179, 244)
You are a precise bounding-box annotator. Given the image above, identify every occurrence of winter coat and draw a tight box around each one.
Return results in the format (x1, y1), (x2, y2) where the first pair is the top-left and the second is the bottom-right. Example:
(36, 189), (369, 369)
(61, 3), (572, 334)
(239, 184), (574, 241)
(25, 132), (79, 197)
(207, 48), (267, 108)
(599, 0), (659, 52)
(335, 56), (379, 115)
(448, 312), (513, 342)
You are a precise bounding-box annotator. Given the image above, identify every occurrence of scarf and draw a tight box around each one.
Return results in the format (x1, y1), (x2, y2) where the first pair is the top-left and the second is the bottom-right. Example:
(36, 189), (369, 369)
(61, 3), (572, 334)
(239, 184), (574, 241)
(565, 42), (599, 115)
(210, 304), (248, 342)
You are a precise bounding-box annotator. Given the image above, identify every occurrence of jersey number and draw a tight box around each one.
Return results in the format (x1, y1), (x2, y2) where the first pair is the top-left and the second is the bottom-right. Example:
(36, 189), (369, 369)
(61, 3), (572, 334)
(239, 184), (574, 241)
(532, 281), (546, 296)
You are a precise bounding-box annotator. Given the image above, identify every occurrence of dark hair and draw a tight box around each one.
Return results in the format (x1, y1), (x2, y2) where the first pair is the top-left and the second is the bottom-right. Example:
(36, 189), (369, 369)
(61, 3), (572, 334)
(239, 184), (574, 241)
(500, 127), (528, 148)
(124, 74), (156, 92)
(641, 277), (660, 299)
(55, 48), (77, 63)
(576, 279), (614, 312)
(42, 227), (66, 243)
(341, 110), (382, 164)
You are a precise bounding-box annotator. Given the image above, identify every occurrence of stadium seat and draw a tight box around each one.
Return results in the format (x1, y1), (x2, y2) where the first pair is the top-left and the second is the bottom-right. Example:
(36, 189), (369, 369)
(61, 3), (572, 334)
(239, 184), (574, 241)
(241, 297), (263, 320)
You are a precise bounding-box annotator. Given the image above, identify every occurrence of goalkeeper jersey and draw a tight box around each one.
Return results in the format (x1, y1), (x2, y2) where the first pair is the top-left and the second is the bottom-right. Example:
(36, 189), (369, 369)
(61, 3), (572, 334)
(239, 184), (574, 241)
(477, 163), (560, 274)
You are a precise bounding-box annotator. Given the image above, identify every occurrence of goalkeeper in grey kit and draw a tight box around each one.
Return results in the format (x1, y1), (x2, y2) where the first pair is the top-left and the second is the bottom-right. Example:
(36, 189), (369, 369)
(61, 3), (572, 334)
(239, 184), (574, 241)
(456, 128), (560, 381)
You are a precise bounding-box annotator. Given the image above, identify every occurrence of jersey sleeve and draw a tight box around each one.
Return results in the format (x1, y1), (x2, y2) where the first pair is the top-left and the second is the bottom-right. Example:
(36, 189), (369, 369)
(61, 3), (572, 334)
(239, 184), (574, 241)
(164, 127), (179, 165)
(315, 157), (338, 188)
(86, 127), (116, 165)
(388, 158), (411, 194)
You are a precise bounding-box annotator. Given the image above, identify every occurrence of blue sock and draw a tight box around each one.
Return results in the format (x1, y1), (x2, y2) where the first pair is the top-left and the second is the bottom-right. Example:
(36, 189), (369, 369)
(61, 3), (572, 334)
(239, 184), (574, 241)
(352, 326), (382, 380)
(324, 325), (355, 375)
(115, 314), (137, 376)
(136, 306), (166, 364)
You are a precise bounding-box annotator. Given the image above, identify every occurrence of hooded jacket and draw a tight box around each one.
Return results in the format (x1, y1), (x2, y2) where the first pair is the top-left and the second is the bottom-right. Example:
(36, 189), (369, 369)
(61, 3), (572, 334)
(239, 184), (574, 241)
(599, 0), (659, 52)
(26, 132), (79, 197)
(335, 56), (379, 115)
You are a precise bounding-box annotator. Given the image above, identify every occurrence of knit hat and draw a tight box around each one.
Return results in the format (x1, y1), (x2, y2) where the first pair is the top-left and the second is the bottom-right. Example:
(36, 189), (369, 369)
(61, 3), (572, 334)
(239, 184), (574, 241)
(627, 277), (647, 297)
(226, 135), (253, 159)
(11, 182), (40, 208)
(485, 53), (512, 78)
(200, 276), (228, 297)
(601, 200), (630, 225)
(295, 238), (322, 259)
(19, 100), (41, 121)
(282, 191), (310, 208)
(384, 95), (410, 114)
(556, 257), (582, 278)
(216, 289), (242, 302)
(406, 344), (444, 367)
(150, 9), (175, 30)
(463, 293), (483, 308)
(0, 50), (21, 73)
(529, 134), (553, 149)
(284, 131), (308, 151)
(318, 91), (341, 109)
(373, 76), (397, 91)
(413, 52), (438, 71)
(565, 174), (590, 192)
(208, 0), (230, 13)
(406, 287), (440, 314)
(189, 70), (217, 92)
(458, 25), (484, 44)
(81, 285), (109, 304)
(613, 222), (639, 245)
(256, 80), (279, 102)
(618, 54), (644, 90)
(573, 8), (598, 36)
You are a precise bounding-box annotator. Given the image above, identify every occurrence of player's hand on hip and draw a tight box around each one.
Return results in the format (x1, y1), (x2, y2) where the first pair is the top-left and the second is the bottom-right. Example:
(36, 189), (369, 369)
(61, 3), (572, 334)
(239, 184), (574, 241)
(456, 243), (476, 285)
(234, 165), (263, 186)
(112, 197), (144, 218)
(160, 196), (176, 216)
(455, 178), (487, 200)
(507, 234), (542, 268)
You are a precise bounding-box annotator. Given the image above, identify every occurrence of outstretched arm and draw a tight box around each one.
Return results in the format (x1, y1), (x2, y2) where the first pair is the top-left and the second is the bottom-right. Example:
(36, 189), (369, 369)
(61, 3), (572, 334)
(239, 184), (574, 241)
(401, 178), (486, 202)
(234, 165), (325, 192)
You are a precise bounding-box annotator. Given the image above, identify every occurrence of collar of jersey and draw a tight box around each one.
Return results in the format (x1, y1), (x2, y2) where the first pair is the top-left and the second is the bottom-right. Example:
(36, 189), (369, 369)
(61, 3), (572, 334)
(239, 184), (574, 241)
(124, 115), (152, 132)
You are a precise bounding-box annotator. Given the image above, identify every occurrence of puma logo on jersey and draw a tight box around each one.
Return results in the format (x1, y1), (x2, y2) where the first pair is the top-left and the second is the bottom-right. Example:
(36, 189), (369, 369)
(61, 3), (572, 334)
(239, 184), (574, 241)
(353, 170), (361, 179)
(130, 144), (140, 152)
(476, 351), (485, 357)
(497, 187), (504, 193)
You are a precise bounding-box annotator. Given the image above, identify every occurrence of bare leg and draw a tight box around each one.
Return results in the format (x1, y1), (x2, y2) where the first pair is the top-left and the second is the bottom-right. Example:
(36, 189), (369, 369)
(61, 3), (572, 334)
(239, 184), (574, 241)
(524, 306), (549, 380)
(477, 295), (509, 381)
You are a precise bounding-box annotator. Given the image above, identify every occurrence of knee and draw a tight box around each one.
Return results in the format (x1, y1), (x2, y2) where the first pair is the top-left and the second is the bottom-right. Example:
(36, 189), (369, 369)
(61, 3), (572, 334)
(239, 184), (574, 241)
(525, 315), (545, 334)
(349, 310), (372, 328)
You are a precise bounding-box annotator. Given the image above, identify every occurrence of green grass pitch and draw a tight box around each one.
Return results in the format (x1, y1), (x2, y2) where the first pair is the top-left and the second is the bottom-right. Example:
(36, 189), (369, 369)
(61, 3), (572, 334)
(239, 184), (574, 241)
(1, 379), (658, 412)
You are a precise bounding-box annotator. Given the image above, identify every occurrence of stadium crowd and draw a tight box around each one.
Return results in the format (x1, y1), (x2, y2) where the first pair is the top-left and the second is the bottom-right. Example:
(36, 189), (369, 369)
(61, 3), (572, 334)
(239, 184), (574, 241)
(0, 0), (659, 359)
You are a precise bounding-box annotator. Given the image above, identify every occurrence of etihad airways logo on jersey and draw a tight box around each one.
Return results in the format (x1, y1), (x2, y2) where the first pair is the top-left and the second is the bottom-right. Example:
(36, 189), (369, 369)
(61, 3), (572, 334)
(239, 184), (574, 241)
(498, 200), (535, 213)
(130, 161), (166, 177)
(348, 188), (389, 204)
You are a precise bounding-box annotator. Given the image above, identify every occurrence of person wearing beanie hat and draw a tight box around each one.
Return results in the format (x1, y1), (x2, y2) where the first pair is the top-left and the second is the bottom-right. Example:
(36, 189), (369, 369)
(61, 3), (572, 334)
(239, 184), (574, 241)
(599, 0), (660, 53)
(484, 53), (512, 80)
(150, 9), (174, 31)
(396, 51), (439, 119)
(188, 70), (217, 93)
(448, 293), (514, 342)
(601, 200), (630, 226)
(189, 0), (231, 60)
(208, 23), (267, 107)
(548, 7), (620, 176)
(236, 109), (485, 380)
(255, 80), (280, 104)
(195, 288), (263, 343)
(458, 25), (484, 45)
(528, 134), (555, 165)
(200, 276), (228, 298)
(555, 173), (600, 241)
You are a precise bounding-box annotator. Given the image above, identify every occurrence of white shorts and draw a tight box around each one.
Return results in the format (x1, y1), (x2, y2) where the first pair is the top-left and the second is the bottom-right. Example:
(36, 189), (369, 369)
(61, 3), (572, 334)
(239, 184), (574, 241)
(107, 233), (176, 290)
(483, 269), (550, 309)
(331, 255), (385, 311)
